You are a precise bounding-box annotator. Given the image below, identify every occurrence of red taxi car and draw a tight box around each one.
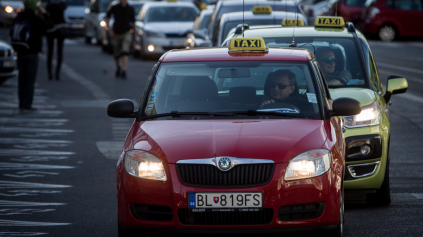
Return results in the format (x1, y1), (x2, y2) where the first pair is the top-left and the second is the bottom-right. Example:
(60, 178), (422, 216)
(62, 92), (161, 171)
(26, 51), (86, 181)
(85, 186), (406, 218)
(107, 37), (361, 237)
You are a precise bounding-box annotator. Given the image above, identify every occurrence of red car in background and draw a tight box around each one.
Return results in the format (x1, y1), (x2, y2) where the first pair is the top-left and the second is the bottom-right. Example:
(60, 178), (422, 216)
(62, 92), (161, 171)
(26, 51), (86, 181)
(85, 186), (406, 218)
(360, 0), (423, 41)
(324, 0), (367, 25)
(108, 38), (361, 237)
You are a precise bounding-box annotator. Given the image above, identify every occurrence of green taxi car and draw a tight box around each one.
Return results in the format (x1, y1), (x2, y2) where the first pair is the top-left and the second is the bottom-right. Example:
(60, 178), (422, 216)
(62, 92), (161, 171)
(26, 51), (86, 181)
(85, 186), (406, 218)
(223, 16), (408, 206)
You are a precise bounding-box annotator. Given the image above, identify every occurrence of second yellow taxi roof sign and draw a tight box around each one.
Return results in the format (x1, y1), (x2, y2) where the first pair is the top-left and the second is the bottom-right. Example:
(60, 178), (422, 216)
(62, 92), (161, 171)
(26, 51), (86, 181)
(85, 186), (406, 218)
(314, 16), (345, 28)
(282, 18), (305, 26)
(252, 5), (272, 14)
(229, 37), (267, 52)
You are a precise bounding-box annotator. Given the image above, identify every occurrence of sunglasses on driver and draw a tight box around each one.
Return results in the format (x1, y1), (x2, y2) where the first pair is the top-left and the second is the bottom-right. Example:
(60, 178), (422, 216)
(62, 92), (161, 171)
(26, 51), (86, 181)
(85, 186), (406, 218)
(320, 58), (337, 64)
(270, 82), (292, 89)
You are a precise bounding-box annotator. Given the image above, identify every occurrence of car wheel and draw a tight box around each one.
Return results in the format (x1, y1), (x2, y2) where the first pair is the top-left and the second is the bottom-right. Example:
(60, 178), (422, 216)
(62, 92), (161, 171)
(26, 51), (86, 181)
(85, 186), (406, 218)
(367, 151), (391, 206)
(379, 25), (396, 42)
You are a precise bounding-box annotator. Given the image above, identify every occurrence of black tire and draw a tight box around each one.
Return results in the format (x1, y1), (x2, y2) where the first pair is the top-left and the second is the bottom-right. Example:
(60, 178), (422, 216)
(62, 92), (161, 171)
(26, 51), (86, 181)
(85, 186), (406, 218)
(85, 36), (91, 44)
(367, 140), (391, 206)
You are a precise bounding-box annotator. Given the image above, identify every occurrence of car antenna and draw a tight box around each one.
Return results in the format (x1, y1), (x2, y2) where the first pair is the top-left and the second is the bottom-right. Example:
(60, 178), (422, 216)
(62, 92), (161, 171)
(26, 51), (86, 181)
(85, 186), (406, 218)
(242, 0), (245, 37)
(289, 0), (298, 47)
(335, 1), (338, 16)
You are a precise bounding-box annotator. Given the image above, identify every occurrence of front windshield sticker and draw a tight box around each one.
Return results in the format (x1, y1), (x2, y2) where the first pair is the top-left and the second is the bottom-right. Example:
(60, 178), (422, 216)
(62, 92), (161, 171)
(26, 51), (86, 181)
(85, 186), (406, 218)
(258, 109), (300, 113)
(150, 92), (158, 98)
(307, 93), (318, 103)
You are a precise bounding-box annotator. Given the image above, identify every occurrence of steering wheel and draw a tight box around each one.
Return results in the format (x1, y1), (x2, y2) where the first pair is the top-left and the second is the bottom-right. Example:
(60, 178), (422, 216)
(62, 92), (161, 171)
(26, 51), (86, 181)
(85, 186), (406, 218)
(260, 102), (301, 113)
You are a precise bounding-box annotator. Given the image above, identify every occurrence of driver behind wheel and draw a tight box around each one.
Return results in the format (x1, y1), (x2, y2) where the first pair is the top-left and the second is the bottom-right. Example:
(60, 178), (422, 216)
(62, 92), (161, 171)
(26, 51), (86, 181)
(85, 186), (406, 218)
(260, 69), (297, 108)
(316, 47), (352, 86)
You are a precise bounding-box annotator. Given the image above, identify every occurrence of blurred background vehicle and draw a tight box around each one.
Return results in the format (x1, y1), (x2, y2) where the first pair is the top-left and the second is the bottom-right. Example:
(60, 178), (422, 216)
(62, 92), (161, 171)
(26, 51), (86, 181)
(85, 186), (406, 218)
(65, 0), (90, 37)
(133, 1), (199, 59)
(184, 6), (214, 48)
(0, 40), (17, 85)
(100, 0), (148, 53)
(207, 0), (306, 46)
(0, 0), (24, 27)
(84, 0), (113, 44)
(213, 11), (308, 47)
(323, 0), (367, 26)
(301, 0), (329, 25)
(359, 0), (423, 42)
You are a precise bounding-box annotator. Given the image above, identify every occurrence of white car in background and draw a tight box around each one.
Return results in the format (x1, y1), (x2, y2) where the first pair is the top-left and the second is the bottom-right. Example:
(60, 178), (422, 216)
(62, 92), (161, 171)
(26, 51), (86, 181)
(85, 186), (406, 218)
(0, 40), (18, 85)
(133, 1), (199, 59)
(65, 0), (89, 37)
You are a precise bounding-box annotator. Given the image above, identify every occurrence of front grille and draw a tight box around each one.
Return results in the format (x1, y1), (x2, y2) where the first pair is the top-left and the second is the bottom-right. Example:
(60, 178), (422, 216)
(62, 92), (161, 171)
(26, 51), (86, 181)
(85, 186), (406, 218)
(165, 33), (187, 38)
(129, 203), (173, 221)
(278, 202), (325, 221)
(176, 164), (275, 188)
(162, 46), (186, 51)
(68, 16), (84, 20)
(178, 208), (273, 225)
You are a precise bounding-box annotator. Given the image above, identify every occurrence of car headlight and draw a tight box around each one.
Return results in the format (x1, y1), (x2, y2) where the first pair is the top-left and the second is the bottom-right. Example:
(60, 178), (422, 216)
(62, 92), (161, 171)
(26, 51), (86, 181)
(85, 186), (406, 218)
(124, 150), (167, 181)
(284, 149), (331, 181)
(144, 30), (164, 38)
(5, 6), (14, 13)
(100, 20), (106, 27)
(343, 101), (380, 128)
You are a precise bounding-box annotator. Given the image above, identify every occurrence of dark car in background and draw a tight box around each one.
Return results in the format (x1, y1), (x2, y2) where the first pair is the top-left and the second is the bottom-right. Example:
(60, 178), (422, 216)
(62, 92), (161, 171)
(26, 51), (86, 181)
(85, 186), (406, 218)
(0, 0), (23, 27)
(323, 0), (367, 25)
(359, 0), (423, 42)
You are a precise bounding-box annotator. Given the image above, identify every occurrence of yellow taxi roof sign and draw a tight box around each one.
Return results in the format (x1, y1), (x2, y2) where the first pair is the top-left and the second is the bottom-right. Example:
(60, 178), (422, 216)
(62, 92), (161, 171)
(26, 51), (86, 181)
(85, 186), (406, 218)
(282, 18), (305, 26)
(167, 0), (177, 2)
(252, 5), (272, 14)
(229, 37), (267, 52)
(314, 16), (345, 28)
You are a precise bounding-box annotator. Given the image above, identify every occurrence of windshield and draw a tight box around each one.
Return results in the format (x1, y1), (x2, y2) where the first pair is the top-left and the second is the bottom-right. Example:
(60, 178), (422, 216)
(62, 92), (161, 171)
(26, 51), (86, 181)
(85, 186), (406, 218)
(223, 37), (366, 88)
(147, 7), (197, 22)
(218, 4), (297, 19)
(66, 0), (88, 6)
(143, 61), (321, 120)
(222, 20), (280, 43)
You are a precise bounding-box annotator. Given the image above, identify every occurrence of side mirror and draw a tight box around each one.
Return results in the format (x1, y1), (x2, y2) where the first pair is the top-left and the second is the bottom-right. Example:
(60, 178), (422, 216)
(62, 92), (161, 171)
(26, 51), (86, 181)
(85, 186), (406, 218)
(107, 99), (136, 118)
(330, 97), (361, 117)
(384, 75), (408, 102)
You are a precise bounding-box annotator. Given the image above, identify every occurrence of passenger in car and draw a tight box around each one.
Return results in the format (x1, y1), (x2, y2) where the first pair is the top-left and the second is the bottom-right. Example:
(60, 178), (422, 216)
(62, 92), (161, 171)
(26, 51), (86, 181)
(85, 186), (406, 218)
(316, 47), (352, 86)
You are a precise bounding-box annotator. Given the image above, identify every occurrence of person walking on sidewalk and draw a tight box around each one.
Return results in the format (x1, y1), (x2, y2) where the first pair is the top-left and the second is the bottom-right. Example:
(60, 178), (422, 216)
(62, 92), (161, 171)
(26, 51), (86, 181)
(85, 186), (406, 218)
(104, 0), (135, 79)
(46, 0), (67, 80)
(10, 0), (53, 113)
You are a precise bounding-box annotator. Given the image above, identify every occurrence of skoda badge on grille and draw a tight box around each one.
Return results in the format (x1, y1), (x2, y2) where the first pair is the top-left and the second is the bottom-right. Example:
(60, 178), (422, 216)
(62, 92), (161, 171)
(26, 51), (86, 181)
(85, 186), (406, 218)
(218, 157), (232, 171)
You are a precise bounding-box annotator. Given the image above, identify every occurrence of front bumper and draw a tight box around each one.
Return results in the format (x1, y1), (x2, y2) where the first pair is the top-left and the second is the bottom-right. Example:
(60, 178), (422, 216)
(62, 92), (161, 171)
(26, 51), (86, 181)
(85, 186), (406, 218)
(117, 162), (341, 231)
(142, 36), (187, 55)
(0, 56), (18, 79)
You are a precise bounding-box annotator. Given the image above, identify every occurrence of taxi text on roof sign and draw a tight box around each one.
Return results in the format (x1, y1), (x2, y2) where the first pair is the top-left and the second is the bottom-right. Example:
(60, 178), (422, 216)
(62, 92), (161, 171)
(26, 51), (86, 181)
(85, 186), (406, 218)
(282, 18), (305, 26)
(314, 16), (345, 28)
(252, 5), (272, 14)
(229, 37), (267, 52)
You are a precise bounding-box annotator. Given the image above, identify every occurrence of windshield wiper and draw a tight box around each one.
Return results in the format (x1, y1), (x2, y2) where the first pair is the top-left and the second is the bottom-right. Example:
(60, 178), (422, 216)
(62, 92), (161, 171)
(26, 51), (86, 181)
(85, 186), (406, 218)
(145, 111), (236, 119)
(231, 110), (309, 119)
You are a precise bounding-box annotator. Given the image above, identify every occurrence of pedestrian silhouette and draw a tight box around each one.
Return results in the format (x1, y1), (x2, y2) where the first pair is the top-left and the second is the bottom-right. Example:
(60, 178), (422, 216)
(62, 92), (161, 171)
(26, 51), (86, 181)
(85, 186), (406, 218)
(46, 0), (67, 80)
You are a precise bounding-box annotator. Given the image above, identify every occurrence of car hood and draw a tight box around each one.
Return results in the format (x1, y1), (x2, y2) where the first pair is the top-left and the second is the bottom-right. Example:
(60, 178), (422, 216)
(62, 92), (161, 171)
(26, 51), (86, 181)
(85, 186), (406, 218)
(65, 6), (86, 18)
(126, 119), (328, 164)
(0, 41), (12, 51)
(144, 22), (195, 34)
(330, 88), (376, 106)
(1, 1), (22, 8)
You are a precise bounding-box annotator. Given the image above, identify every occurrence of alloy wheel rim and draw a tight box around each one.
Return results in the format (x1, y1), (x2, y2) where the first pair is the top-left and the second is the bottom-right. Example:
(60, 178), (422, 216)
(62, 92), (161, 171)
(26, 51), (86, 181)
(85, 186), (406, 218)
(380, 26), (395, 42)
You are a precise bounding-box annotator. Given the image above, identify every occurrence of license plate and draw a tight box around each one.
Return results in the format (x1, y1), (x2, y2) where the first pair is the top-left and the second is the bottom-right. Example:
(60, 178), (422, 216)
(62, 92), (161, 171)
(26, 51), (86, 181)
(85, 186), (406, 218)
(2, 60), (16, 68)
(188, 192), (262, 212)
(170, 40), (184, 47)
(69, 23), (84, 29)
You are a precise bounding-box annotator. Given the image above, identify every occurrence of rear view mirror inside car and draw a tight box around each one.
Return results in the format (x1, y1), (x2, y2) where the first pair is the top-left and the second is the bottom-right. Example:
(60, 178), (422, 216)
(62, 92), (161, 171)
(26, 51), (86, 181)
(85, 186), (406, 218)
(218, 68), (251, 78)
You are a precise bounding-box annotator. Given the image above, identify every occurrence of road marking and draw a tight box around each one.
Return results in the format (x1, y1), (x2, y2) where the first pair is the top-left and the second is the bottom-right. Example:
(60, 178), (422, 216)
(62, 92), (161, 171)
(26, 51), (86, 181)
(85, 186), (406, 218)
(10, 156), (68, 162)
(0, 163), (74, 171)
(411, 193), (423, 200)
(4, 171), (59, 178)
(0, 200), (65, 207)
(0, 190), (61, 197)
(0, 181), (71, 189)
(0, 138), (72, 144)
(0, 232), (48, 236)
(0, 109), (63, 116)
(0, 209), (56, 215)
(377, 69), (423, 83)
(0, 220), (71, 226)
(0, 150), (74, 156)
(0, 102), (56, 109)
(0, 127), (74, 133)
(377, 62), (423, 78)
(392, 193), (423, 203)
(61, 99), (111, 108)
(96, 141), (124, 160)
(397, 93), (423, 104)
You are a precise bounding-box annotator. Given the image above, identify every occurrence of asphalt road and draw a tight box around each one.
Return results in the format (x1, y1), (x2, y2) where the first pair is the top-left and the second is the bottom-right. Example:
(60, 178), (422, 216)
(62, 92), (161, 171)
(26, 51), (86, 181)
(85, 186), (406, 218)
(0, 28), (422, 237)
